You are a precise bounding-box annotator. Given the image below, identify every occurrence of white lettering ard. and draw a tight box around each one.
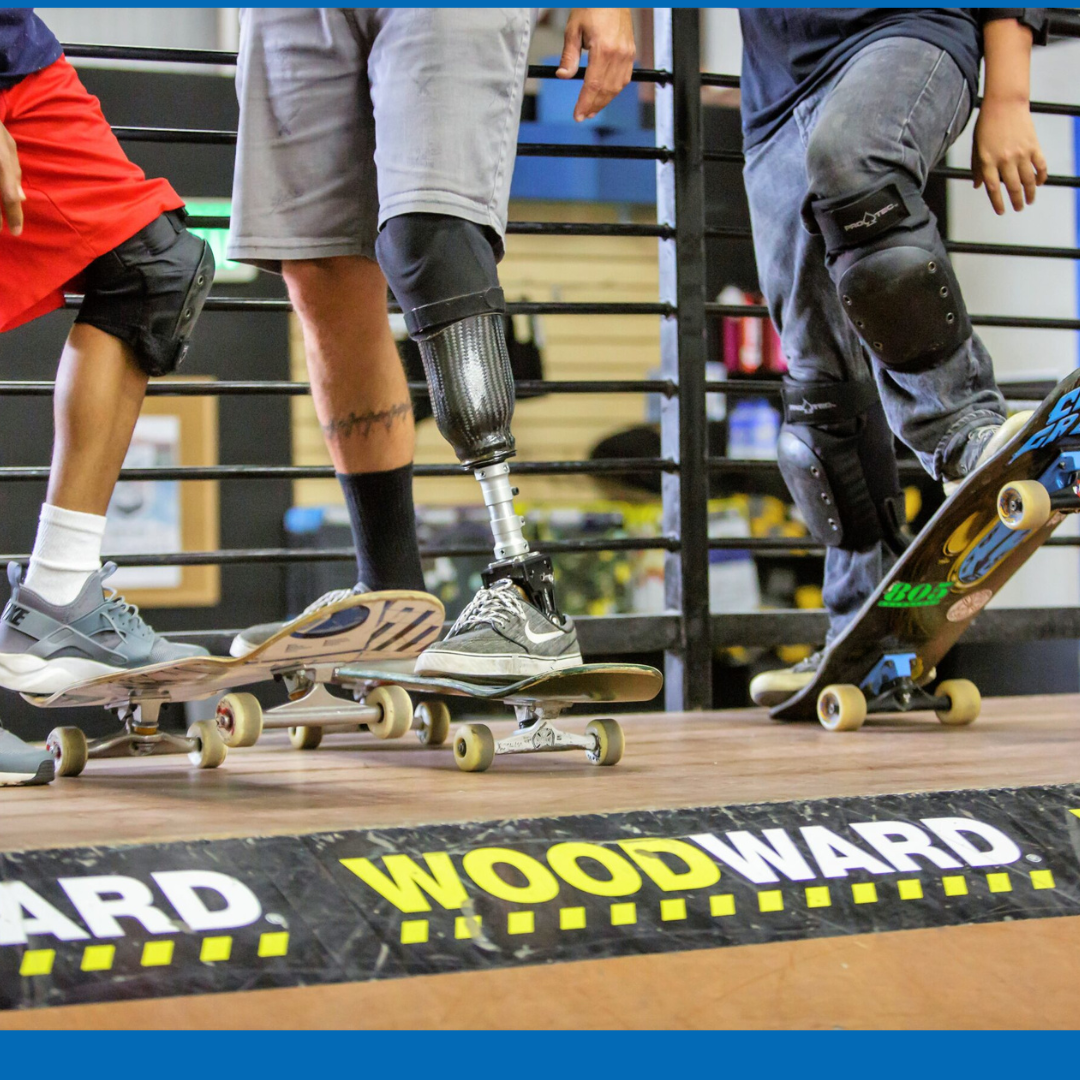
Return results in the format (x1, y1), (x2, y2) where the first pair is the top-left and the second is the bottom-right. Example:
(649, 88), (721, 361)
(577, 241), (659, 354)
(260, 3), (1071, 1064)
(798, 827), (893, 878)
(921, 818), (1023, 868)
(689, 829), (815, 883)
(0, 882), (89, 946)
(59, 875), (175, 938)
(151, 871), (262, 932)
(850, 821), (963, 872)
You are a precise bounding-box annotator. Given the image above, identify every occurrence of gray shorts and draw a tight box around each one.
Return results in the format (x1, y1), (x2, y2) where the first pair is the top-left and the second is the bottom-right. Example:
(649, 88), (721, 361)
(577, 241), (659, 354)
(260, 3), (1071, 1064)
(227, 7), (533, 271)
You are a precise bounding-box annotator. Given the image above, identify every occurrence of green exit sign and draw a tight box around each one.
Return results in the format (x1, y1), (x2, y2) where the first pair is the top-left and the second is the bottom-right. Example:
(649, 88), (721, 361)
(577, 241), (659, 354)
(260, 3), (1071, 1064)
(183, 198), (258, 284)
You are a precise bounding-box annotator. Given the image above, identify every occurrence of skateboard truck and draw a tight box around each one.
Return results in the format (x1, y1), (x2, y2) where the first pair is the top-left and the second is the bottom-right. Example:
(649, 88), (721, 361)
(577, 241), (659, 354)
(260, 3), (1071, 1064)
(858, 653), (949, 715)
(46, 698), (227, 778)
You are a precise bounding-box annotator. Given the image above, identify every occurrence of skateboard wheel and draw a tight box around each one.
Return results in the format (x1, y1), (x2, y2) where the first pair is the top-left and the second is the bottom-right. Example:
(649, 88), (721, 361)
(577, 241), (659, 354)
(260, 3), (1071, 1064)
(288, 725), (323, 751)
(47, 726), (88, 778)
(216, 692), (263, 748)
(454, 723), (495, 773)
(934, 679), (981, 725)
(415, 701), (451, 746)
(998, 480), (1051, 531)
(586, 718), (624, 766)
(187, 719), (227, 769)
(816, 684), (866, 732)
(366, 685), (413, 740)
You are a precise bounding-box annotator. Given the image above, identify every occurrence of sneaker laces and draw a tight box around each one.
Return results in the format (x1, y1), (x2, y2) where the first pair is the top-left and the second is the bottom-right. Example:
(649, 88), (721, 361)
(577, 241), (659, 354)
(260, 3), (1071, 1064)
(301, 586), (363, 616)
(97, 564), (153, 640)
(791, 649), (824, 674)
(448, 579), (530, 637)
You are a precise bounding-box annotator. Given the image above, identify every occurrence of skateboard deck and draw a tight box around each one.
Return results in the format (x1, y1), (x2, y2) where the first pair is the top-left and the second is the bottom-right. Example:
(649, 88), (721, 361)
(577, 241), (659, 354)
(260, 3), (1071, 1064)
(772, 367), (1080, 725)
(24, 590), (444, 711)
(333, 662), (664, 706)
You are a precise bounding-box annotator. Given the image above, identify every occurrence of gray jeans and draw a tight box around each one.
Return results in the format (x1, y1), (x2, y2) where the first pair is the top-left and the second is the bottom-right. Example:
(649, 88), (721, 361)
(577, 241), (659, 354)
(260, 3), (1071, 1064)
(743, 37), (1007, 638)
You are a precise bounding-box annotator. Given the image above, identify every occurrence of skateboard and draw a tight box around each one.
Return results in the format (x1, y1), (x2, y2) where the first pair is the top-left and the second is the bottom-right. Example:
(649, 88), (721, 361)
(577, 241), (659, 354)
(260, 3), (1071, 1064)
(23, 590), (444, 776)
(772, 367), (1080, 731)
(238, 662), (663, 773)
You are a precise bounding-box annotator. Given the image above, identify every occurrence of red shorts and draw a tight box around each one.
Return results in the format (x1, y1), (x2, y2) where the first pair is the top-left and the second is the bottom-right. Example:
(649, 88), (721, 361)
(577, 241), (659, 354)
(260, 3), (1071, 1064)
(0, 57), (182, 333)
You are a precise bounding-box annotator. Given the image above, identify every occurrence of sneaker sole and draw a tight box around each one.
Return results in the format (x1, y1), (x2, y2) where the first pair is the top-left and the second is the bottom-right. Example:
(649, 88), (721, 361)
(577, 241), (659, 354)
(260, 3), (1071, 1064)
(414, 650), (583, 680)
(0, 653), (132, 695)
(0, 757), (55, 787)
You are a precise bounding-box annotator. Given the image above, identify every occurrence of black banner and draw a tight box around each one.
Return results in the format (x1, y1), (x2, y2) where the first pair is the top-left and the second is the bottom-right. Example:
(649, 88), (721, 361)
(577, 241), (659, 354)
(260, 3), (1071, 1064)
(3, 783), (1079, 1010)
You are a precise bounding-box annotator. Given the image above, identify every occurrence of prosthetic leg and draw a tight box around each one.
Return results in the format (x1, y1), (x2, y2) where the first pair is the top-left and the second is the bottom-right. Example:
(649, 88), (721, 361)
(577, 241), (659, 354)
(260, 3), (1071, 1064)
(377, 213), (580, 678)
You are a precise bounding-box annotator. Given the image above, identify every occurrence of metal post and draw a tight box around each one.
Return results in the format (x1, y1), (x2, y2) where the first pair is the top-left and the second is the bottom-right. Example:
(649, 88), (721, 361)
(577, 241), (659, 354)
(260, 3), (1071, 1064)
(654, 9), (711, 711)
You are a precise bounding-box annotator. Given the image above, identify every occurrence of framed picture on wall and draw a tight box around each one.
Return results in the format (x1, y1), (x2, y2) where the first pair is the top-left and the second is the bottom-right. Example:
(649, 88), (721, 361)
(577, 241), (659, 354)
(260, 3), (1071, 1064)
(103, 380), (220, 608)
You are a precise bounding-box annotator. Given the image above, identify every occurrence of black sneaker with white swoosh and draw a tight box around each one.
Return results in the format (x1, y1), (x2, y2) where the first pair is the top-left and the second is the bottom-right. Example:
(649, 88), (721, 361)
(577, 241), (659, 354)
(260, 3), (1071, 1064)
(414, 578), (582, 680)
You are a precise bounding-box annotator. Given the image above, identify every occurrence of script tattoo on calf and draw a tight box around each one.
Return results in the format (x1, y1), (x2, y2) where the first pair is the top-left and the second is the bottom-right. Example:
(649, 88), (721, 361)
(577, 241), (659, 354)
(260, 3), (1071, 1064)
(322, 401), (413, 442)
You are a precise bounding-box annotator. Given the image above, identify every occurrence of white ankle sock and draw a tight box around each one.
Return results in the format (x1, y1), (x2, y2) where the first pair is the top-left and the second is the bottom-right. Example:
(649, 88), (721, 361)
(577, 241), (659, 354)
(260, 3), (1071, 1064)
(23, 503), (107, 607)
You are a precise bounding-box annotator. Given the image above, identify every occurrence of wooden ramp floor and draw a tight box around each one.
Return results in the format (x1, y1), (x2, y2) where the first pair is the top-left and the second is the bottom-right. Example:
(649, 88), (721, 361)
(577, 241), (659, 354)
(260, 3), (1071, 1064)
(1, 694), (1078, 1028)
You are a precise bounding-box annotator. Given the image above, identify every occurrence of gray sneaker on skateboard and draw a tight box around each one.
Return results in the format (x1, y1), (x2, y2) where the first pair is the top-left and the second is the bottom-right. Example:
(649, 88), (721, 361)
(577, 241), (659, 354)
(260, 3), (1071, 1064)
(0, 562), (207, 695)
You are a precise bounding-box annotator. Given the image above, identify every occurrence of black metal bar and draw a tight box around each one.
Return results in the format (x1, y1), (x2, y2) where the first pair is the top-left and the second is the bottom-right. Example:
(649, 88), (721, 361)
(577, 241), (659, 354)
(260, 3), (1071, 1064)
(61, 43), (673, 84)
(0, 535), (679, 569)
(0, 458), (677, 484)
(656, 9), (712, 711)
(705, 301), (1080, 332)
(63, 294), (675, 318)
(0, 379), (677, 399)
(111, 125), (673, 161)
(186, 217), (676, 239)
(706, 222), (1080, 261)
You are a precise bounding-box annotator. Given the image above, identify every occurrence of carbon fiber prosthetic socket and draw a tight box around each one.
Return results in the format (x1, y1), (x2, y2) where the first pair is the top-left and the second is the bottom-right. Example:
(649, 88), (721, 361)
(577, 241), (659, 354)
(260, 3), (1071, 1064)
(416, 312), (529, 560)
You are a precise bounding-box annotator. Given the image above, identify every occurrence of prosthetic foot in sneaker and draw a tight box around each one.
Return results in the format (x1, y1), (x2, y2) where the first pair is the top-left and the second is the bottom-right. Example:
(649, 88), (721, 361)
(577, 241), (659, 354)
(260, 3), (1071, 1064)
(0, 726), (54, 786)
(415, 577), (582, 680)
(0, 562), (207, 695)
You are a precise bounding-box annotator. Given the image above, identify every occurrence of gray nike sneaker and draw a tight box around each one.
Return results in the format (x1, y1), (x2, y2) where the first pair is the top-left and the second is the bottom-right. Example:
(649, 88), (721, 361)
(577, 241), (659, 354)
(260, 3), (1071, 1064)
(0, 726), (54, 787)
(415, 577), (582, 680)
(230, 583), (373, 658)
(0, 562), (208, 695)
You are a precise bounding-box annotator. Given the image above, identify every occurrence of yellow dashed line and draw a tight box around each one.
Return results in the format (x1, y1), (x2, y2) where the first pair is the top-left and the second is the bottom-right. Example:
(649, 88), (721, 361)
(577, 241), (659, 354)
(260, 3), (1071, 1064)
(986, 872), (1012, 894)
(141, 940), (174, 967)
(80, 945), (115, 972)
(1031, 869), (1055, 890)
(710, 894), (735, 917)
(560, 906), (586, 930)
(852, 882), (877, 905)
(660, 898), (686, 921)
(19, 949), (54, 977)
(258, 931), (290, 957)
(897, 879), (924, 900)
(610, 902), (637, 926)
(455, 915), (482, 939)
(942, 875), (968, 897)
(200, 936), (232, 963)
(758, 890), (783, 913)
(399, 920), (428, 945)
(507, 911), (534, 935)
(805, 886), (831, 909)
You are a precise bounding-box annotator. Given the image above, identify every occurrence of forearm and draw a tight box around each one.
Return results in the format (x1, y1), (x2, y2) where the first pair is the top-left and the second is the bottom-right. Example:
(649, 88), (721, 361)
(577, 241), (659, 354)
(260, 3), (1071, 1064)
(982, 19), (1033, 104)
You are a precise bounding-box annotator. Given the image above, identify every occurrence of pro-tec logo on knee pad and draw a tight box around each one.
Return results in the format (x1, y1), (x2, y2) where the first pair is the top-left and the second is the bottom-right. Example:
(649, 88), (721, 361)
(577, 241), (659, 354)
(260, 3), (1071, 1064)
(843, 201), (900, 234)
(786, 398), (838, 418)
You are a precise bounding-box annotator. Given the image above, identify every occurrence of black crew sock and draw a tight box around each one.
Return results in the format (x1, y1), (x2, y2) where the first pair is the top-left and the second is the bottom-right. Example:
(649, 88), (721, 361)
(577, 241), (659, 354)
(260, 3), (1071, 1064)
(337, 464), (425, 591)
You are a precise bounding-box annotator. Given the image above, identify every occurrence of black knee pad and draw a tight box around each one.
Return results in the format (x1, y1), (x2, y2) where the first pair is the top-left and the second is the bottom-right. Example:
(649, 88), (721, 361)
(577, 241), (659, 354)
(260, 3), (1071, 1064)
(75, 210), (214, 377)
(777, 380), (906, 552)
(376, 212), (504, 336)
(376, 213), (515, 469)
(810, 180), (970, 372)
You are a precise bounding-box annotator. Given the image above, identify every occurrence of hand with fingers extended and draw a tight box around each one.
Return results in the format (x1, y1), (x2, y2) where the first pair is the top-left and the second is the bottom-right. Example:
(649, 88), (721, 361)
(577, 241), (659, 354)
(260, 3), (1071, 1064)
(0, 122), (25, 236)
(972, 97), (1047, 215)
(556, 8), (636, 123)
